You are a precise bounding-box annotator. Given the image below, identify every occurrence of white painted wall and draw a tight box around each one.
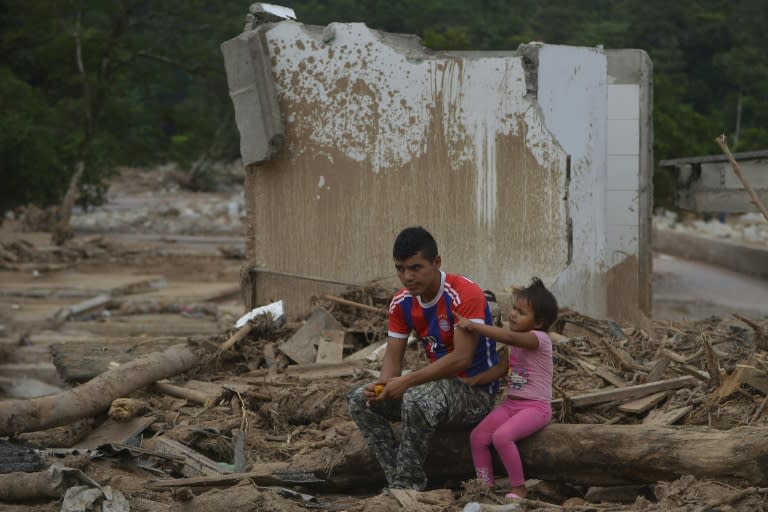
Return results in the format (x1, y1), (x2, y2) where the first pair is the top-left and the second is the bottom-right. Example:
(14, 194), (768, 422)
(606, 84), (641, 267)
(537, 44), (609, 316)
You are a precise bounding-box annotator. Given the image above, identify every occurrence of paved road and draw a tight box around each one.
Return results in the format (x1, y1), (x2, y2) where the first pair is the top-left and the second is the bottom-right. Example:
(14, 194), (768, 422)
(652, 251), (768, 321)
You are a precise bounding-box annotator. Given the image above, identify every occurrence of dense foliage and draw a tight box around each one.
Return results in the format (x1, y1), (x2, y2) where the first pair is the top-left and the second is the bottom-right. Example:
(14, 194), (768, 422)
(1, 0), (766, 215)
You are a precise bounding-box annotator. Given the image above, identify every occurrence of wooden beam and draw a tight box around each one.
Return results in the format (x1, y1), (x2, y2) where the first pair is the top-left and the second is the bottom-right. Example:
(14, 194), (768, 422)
(142, 437), (227, 477)
(315, 329), (345, 364)
(617, 391), (668, 414)
(642, 406), (693, 425)
(568, 376), (695, 409)
(322, 295), (386, 315)
(146, 462), (294, 489)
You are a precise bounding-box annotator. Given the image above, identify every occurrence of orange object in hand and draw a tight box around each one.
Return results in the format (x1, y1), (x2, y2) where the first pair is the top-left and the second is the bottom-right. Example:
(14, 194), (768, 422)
(373, 383), (385, 397)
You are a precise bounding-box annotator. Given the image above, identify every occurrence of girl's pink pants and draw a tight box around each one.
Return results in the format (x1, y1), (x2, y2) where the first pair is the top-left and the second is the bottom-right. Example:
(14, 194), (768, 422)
(470, 398), (552, 487)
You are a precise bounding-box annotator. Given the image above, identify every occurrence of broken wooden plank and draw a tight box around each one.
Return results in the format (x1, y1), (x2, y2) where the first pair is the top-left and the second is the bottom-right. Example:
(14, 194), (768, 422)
(659, 348), (692, 364)
(315, 329), (345, 364)
(388, 488), (431, 512)
(218, 323), (253, 352)
(146, 462), (293, 489)
(678, 364), (711, 383)
(712, 356), (768, 402)
(279, 307), (343, 364)
(153, 381), (212, 406)
(594, 367), (628, 388)
(598, 338), (650, 372)
(641, 406), (693, 425)
(283, 360), (364, 380)
(646, 355), (671, 383)
(568, 376), (695, 409)
(702, 335), (721, 387)
(617, 391), (668, 414)
(142, 437), (229, 477)
(743, 367), (768, 396)
(322, 294), (386, 314)
(345, 340), (386, 361)
(74, 416), (156, 449)
(48, 294), (112, 324)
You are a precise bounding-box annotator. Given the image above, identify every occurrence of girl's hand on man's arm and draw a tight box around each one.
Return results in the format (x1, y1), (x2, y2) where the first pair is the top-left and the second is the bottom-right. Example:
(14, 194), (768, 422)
(455, 313), (476, 332)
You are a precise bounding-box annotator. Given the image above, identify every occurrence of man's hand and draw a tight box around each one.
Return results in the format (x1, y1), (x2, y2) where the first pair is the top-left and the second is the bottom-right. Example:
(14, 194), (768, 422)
(362, 382), (379, 401)
(376, 375), (410, 400)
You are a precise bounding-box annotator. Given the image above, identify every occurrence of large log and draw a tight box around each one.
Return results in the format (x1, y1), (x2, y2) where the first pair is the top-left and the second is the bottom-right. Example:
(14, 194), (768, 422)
(323, 424), (768, 489)
(519, 424), (768, 485)
(0, 344), (198, 435)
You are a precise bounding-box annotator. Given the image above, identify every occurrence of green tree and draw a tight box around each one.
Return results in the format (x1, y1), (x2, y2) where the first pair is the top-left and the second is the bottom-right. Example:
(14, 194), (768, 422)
(0, 0), (244, 232)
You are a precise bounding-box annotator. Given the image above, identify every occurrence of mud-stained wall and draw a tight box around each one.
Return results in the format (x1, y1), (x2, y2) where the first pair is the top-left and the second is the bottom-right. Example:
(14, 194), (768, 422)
(245, 22), (569, 302)
(226, 21), (653, 320)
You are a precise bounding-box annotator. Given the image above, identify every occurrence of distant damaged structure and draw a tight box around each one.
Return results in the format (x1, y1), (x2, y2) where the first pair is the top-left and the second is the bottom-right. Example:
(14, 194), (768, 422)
(660, 150), (768, 214)
(221, 4), (654, 323)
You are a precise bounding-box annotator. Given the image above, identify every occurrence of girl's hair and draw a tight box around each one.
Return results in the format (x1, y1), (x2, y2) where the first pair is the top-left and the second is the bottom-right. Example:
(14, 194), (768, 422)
(516, 277), (558, 331)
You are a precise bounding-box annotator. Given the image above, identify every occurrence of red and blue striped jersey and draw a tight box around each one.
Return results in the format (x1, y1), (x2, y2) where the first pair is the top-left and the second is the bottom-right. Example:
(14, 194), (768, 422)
(388, 271), (499, 394)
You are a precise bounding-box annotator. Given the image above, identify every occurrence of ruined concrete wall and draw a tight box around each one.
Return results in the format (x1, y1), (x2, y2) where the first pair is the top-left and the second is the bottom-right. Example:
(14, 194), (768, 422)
(674, 159), (768, 213)
(605, 50), (654, 319)
(226, 21), (652, 320)
(535, 44), (608, 318)
(534, 46), (653, 322)
(241, 22), (569, 315)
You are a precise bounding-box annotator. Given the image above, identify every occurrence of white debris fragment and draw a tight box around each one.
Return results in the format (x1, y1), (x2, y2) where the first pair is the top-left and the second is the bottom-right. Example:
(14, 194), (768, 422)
(235, 300), (285, 328)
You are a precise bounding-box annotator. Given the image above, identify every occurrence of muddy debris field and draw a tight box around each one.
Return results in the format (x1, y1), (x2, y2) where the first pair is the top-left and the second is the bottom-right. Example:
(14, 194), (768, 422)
(1, 235), (768, 512)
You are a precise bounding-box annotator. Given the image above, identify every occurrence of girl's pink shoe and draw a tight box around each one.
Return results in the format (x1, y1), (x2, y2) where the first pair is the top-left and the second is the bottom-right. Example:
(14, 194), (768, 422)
(505, 492), (523, 500)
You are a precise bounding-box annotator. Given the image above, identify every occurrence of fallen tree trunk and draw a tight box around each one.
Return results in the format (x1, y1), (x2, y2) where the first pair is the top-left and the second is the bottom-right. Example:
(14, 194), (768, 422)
(518, 424), (768, 485)
(0, 470), (64, 501)
(322, 424), (768, 489)
(0, 344), (198, 436)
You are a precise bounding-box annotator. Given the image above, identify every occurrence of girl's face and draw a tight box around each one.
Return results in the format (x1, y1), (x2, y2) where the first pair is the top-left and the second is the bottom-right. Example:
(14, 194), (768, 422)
(508, 297), (543, 332)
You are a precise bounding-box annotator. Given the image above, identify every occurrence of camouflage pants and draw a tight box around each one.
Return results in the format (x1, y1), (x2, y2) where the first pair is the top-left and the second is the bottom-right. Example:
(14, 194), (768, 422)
(347, 377), (495, 490)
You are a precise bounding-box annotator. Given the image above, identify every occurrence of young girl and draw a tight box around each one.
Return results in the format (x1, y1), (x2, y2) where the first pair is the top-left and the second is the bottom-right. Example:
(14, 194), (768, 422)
(455, 277), (558, 500)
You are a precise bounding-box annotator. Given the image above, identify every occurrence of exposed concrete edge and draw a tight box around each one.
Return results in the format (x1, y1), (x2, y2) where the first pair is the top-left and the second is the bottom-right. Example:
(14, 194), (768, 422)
(653, 227), (768, 278)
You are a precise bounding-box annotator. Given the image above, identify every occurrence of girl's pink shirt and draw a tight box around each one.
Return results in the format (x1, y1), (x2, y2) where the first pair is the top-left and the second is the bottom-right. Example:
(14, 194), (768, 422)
(504, 330), (553, 401)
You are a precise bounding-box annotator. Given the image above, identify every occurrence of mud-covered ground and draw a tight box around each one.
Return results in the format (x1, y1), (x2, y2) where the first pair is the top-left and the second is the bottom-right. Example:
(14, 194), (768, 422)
(1, 167), (767, 511)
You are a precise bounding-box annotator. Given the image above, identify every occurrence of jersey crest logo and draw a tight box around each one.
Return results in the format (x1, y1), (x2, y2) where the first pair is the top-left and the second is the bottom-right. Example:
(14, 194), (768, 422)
(438, 317), (451, 332)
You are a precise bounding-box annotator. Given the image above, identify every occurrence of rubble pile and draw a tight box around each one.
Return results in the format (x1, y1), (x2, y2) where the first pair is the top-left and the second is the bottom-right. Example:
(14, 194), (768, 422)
(68, 165), (247, 236)
(655, 209), (768, 248)
(0, 237), (120, 271)
(1, 204), (767, 510)
(1, 278), (767, 511)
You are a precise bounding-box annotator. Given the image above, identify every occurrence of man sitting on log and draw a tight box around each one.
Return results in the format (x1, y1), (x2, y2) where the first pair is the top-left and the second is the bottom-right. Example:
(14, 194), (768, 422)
(347, 226), (499, 490)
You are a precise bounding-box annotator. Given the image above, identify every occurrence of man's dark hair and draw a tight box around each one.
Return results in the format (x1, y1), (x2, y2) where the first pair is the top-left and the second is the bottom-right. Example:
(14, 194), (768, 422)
(517, 277), (559, 331)
(393, 226), (438, 261)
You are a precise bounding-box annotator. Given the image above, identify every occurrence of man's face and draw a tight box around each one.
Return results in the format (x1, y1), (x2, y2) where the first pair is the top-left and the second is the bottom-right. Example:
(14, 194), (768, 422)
(394, 252), (441, 298)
